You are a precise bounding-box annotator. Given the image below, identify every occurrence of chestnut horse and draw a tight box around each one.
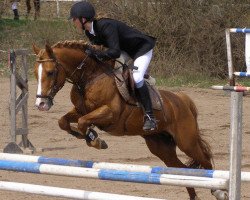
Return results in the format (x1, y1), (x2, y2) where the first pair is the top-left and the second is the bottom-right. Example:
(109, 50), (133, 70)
(32, 41), (227, 200)
(26, 0), (40, 19)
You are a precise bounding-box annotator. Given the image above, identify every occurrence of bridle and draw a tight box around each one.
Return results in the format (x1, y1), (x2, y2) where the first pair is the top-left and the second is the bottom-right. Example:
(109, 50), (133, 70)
(35, 57), (64, 105)
(35, 51), (90, 105)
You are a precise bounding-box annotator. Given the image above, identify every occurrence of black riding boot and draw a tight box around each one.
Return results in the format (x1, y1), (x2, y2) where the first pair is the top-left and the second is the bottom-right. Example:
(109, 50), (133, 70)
(136, 82), (157, 131)
(13, 9), (19, 20)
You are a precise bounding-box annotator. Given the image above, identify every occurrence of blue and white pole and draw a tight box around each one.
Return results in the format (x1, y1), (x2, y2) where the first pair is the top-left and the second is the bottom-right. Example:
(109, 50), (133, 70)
(0, 159), (227, 190)
(230, 28), (250, 33)
(0, 153), (249, 181)
(0, 181), (165, 200)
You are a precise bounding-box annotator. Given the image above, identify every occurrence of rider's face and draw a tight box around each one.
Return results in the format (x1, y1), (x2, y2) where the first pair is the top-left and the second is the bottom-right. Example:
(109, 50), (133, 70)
(72, 18), (83, 32)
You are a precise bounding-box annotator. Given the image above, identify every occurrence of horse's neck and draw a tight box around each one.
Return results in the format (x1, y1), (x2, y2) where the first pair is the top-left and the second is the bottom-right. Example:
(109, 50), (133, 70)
(58, 49), (108, 84)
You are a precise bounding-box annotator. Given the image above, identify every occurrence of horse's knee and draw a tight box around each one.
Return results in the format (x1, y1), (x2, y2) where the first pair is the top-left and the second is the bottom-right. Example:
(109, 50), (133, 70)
(58, 117), (69, 130)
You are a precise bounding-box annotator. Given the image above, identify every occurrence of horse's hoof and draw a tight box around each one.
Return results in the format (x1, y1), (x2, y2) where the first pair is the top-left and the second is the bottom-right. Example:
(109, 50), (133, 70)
(93, 138), (108, 149)
(211, 189), (228, 200)
(100, 140), (108, 149)
(87, 138), (108, 149)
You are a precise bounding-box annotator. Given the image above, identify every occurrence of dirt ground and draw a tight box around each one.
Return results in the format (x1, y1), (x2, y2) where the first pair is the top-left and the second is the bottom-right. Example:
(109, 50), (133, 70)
(0, 77), (250, 200)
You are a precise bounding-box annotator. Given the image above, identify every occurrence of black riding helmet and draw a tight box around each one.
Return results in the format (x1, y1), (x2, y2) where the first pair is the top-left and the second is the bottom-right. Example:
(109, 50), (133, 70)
(68, 1), (95, 21)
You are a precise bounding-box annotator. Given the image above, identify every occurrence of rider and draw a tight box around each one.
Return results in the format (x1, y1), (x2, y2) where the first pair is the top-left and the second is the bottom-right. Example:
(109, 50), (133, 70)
(11, 0), (19, 20)
(68, 1), (157, 131)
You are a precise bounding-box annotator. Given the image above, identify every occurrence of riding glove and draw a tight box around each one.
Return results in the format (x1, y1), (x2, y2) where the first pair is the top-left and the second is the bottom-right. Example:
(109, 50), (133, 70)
(85, 48), (110, 61)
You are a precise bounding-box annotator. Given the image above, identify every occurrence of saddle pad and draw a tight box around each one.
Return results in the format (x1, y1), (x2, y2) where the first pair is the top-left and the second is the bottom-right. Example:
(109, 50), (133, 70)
(115, 74), (162, 111)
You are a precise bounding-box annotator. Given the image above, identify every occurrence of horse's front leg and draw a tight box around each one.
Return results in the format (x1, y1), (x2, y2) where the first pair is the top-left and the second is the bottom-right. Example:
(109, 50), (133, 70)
(58, 107), (85, 139)
(58, 107), (109, 149)
(77, 105), (113, 149)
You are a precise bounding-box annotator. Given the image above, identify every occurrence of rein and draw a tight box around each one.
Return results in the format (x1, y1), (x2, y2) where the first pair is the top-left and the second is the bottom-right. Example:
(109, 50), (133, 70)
(66, 54), (89, 84)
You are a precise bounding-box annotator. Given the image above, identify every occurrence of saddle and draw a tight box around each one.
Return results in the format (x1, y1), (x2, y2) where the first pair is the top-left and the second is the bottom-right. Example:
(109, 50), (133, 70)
(114, 67), (163, 111)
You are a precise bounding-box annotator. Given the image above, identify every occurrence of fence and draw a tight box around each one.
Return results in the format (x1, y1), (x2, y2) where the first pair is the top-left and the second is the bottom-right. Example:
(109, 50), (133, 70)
(212, 27), (250, 200)
(3, 49), (35, 154)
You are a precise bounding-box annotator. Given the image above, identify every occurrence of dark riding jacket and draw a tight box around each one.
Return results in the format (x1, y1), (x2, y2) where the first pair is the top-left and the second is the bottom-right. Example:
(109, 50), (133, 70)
(85, 18), (156, 59)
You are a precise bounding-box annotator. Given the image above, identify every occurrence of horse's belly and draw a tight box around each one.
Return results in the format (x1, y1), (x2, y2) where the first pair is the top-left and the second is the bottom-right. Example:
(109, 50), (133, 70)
(103, 109), (145, 136)
(100, 112), (144, 136)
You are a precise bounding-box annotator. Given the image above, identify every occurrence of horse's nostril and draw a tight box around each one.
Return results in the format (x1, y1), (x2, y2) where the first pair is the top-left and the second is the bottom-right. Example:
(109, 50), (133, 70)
(39, 102), (45, 107)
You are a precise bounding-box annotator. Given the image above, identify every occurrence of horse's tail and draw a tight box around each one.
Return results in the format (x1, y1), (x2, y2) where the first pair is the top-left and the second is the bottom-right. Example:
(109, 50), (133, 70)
(187, 129), (214, 169)
(184, 94), (214, 169)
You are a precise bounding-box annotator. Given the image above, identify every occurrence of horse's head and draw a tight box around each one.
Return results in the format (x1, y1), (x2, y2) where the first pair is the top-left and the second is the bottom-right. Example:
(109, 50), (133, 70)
(33, 43), (66, 111)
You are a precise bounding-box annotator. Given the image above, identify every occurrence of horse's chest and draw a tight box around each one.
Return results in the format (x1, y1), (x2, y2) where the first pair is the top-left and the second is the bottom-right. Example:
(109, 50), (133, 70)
(70, 87), (103, 113)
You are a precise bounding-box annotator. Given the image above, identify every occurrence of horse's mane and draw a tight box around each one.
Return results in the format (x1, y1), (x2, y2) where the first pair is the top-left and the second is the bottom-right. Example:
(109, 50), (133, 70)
(52, 40), (103, 51)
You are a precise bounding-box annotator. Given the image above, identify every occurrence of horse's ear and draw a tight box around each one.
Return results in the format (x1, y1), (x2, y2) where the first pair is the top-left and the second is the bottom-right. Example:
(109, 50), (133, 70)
(45, 44), (54, 58)
(32, 44), (40, 55)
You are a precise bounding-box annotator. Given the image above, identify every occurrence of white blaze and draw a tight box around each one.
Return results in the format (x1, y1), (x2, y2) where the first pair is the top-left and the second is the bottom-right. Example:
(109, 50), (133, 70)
(35, 64), (43, 106)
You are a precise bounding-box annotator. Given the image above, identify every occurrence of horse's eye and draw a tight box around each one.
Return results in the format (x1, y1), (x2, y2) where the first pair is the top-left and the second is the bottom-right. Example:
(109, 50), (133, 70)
(47, 71), (55, 77)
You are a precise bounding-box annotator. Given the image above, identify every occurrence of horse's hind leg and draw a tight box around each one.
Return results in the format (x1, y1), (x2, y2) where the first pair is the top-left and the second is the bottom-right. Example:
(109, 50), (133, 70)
(175, 121), (228, 200)
(175, 93), (213, 170)
(143, 134), (198, 200)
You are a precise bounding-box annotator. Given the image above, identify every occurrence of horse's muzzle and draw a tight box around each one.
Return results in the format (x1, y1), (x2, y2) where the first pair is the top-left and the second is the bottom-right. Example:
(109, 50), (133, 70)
(35, 97), (53, 111)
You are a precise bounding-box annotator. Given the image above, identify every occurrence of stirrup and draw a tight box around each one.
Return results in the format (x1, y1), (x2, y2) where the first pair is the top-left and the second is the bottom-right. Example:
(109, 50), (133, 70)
(143, 114), (157, 131)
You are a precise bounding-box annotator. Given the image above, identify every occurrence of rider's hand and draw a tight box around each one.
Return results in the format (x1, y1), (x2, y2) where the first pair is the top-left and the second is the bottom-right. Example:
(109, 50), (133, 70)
(85, 48), (110, 61)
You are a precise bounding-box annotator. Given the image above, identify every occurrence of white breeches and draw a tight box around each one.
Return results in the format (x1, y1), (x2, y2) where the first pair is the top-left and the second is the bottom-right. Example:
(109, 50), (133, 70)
(116, 49), (153, 88)
(133, 49), (153, 87)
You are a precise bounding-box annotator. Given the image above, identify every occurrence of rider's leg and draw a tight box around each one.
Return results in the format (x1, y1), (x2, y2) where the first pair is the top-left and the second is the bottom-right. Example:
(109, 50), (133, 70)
(114, 51), (131, 72)
(136, 81), (157, 131)
(133, 49), (157, 131)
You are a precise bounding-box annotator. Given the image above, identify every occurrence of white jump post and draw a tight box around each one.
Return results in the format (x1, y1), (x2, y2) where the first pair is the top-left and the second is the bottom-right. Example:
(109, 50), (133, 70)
(225, 29), (234, 86)
(225, 28), (250, 200)
(3, 49), (35, 154)
(229, 92), (242, 200)
(213, 28), (250, 200)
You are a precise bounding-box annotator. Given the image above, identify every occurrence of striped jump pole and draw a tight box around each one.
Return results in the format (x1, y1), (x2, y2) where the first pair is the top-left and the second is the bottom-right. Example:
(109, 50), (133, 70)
(229, 28), (250, 33)
(0, 159), (228, 190)
(1, 153), (249, 181)
(211, 85), (250, 92)
(234, 72), (250, 77)
(0, 181), (165, 200)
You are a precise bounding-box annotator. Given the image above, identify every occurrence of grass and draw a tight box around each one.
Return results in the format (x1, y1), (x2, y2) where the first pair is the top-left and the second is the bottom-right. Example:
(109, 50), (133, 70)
(157, 73), (250, 88)
(157, 73), (227, 88)
(0, 18), (28, 30)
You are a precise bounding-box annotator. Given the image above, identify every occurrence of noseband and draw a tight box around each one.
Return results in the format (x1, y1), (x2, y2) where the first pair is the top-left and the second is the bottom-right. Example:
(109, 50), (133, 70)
(36, 57), (64, 105)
